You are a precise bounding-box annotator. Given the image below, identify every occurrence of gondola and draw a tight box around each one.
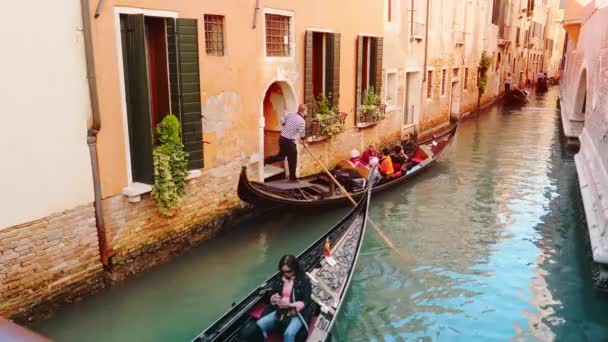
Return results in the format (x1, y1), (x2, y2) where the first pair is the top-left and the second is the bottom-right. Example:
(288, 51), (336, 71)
(536, 77), (549, 93)
(191, 182), (372, 342)
(504, 87), (530, 106)
(238, 123), (458, 207)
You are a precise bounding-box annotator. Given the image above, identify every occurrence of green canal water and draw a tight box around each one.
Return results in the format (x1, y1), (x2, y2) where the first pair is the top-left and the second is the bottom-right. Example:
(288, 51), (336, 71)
(35, 88), (608, 341)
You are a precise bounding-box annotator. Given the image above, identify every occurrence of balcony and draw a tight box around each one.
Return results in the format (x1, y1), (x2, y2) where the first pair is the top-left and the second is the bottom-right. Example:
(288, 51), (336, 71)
(410, 22), (425, 41)
(454, 31), (465, 45)
(310, 112), (347, 142)
(356, 104), (386, 128)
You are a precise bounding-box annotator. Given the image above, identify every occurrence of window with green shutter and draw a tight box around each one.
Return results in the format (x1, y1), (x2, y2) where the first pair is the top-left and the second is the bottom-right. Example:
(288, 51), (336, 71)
(120, 14), (204, 184)
(355, 35), (384, 125)
(303, 30), (341, 136)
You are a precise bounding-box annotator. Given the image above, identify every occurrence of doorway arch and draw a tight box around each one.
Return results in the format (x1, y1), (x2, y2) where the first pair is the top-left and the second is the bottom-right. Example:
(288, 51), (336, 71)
(259, 80), (297, 181)
(573, 69), (587, 122)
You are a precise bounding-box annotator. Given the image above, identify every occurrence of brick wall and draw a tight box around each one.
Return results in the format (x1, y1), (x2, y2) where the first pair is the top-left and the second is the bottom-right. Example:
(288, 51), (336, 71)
(102, 159), (248, 267)
(0, 204), (103, 318)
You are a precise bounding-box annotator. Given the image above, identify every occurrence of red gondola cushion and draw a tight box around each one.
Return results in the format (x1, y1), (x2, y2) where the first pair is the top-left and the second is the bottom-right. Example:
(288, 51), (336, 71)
(249, 302), (266, 319)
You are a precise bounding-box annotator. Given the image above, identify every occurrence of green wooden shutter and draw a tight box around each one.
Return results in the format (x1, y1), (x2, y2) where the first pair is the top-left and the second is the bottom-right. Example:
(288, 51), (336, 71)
(371, 37), (384, 99)
(304, 30), (314, 136)
(355, 35), (364, 123)
(166, 19), (181, 126)
(325, 33), (341, 109)
(173, 18), (204, 170)
(121, 14), (154, 184)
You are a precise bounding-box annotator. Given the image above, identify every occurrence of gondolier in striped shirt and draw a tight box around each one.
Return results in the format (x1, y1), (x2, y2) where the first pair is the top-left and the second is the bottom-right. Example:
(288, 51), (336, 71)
(264, 104), (307, 181)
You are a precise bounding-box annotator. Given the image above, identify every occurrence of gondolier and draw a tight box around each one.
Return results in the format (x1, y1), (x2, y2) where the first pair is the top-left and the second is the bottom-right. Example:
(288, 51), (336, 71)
(264, 104), (307, 181)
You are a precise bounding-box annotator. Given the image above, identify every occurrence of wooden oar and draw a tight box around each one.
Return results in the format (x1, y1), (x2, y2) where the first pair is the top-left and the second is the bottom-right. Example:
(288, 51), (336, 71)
(299, 141), (414, 263)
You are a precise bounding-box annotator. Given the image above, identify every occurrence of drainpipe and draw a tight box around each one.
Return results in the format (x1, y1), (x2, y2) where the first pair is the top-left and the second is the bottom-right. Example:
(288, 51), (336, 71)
(419, 0), (430, 136)
(81, 0), (109, 268)
(252, 0), (260, 29)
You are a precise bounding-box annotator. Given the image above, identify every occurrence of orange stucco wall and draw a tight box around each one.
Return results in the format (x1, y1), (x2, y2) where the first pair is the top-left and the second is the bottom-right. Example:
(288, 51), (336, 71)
(88, 0), (383, 197)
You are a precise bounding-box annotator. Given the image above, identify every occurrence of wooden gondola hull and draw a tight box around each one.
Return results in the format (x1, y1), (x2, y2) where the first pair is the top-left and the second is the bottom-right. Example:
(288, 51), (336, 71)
(191, 184), (372, 342)
(238, 123), (458, 208)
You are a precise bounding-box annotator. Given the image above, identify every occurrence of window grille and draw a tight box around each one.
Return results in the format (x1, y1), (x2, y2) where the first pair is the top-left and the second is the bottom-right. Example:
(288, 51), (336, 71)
(265, 14), (290, 57)
(204, 15), (224, 56)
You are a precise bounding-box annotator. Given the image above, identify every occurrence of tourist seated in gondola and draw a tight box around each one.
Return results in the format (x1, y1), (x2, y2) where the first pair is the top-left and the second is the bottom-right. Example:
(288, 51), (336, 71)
(255, 255), (312, 342)
(348, 149), (365, 167)
(402, 134), (416, 160)
(379, 148), (396, 177)
(360, 144), (380, 166)
(391, 146), (408, 171)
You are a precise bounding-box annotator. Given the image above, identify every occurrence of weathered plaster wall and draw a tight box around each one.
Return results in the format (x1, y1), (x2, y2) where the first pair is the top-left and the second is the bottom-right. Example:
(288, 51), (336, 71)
(0, 1), (94, 229)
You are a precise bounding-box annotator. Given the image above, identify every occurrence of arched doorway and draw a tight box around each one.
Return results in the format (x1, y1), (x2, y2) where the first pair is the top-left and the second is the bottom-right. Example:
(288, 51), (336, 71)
(260, 81), (297, 181)
(573, 69), (587, 123)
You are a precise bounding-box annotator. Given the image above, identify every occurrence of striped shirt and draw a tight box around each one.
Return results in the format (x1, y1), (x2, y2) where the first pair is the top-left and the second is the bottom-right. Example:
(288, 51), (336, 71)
(280, 112), (306, 140)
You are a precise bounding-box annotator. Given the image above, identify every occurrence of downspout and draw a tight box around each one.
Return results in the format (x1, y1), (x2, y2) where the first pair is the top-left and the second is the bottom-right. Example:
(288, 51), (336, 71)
(419, 0), (430, 135)
(252, 0), (260, 29)
(81, 0), (109, 268)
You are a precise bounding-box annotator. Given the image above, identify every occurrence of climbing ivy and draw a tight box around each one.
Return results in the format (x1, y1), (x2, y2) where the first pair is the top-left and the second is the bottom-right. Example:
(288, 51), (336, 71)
(151, 114), (189, 216)
(477, 51), (493, 112)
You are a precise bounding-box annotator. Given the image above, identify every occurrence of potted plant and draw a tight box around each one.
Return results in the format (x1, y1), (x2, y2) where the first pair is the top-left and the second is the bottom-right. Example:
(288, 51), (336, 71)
(358, 87), (384, 125)
(311, 96), (345, 141)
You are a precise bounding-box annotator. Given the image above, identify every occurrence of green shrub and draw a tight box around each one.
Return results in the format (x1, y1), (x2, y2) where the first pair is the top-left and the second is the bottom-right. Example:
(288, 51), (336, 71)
(151, 114), (189, 216)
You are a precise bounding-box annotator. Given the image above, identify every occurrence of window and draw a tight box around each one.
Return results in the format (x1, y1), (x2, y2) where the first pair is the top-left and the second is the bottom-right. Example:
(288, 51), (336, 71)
(355, 35), (384, 125)
(441, 69), (446, 96)
(386, 72), (397, 107)
(120, 14), (204, 184)
(303, 30), (341, 134)
(204, 15), (224, 56)
(516, 27), (521, 45)
(388, 0), (392, 22)
(427, 70), (433, 98)
(265, 14), (291, 57)
(464, 68), (468, 90)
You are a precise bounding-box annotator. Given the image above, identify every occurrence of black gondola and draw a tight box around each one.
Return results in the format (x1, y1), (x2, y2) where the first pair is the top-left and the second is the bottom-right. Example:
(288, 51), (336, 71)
(536, 77), (549, 93)
(504, 87), (530, 106)
(238, 123), (458, 207)
(191, 182), (372, 342)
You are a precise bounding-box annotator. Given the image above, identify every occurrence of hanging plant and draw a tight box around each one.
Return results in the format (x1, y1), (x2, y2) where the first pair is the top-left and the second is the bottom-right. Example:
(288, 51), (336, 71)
(477, 51), (493, 112)
(151, 114), (189, 216)
(358, 87), (383, 123)
(312, 95), (345, 141)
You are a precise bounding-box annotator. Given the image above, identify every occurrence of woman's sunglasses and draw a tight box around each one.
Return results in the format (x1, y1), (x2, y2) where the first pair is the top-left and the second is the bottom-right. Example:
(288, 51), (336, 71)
(281, 269), (294, 274)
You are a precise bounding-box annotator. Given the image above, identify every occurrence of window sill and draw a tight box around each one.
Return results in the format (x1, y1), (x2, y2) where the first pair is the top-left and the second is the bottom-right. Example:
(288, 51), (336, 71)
(122, 171), (201, 203)
(122, 182), (152, 203)
(356, 122), (379, 129)
(307, 136), (329, 144)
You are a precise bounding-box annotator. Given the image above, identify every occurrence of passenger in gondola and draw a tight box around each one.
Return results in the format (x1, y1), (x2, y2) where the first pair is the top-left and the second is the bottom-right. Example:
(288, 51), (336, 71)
(391, 146), (408, 171)
(360, 144), (380, 166)
(255, 255), (312, 342)
(379, 148), (395, 177)
(349, 149), (365, 167)
(402, 134), (416, 160)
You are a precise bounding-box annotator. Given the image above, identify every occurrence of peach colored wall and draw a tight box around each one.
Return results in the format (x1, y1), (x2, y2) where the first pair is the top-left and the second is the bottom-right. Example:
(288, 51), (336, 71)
(88, 0), (383, 197)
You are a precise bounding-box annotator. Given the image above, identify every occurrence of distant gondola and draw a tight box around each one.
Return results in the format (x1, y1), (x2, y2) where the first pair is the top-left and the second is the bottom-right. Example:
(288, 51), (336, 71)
(238, 123), (458, 208)
(536, 77), (549, 93)
(191, 181), (372, 342)
(504, 87), (530, 106)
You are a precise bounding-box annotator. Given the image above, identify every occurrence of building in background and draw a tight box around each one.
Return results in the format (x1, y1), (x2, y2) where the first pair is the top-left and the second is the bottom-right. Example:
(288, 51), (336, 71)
(560, 0), (608, 275)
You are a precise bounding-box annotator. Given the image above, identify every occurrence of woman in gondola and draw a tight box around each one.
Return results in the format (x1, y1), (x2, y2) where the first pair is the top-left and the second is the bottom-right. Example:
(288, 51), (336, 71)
(256, 255), (312, 342)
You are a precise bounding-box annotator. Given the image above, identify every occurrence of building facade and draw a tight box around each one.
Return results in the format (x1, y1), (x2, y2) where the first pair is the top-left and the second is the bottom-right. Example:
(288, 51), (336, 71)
(560, 1), (608, 269)
(0, 1), (103, 318)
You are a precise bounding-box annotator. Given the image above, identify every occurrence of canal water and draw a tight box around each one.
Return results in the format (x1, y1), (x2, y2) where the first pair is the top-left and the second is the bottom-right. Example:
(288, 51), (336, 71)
(35, 88), (608, 341)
